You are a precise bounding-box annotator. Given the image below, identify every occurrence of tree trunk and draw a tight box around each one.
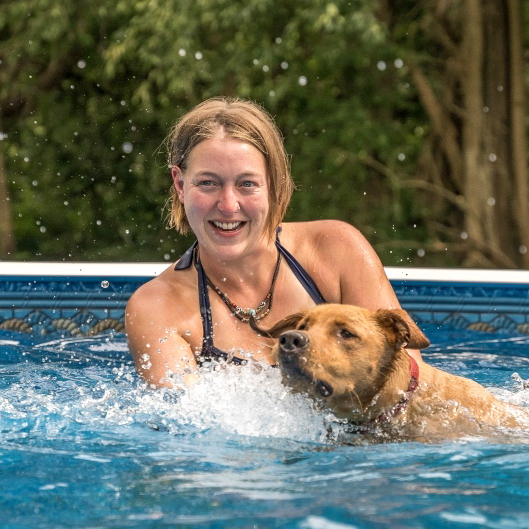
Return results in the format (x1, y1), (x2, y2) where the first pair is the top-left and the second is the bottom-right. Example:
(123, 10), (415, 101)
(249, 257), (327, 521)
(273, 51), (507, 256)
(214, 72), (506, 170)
(0, 133), (16, 259)
(507, 0), (529, 267)
(408, 0), (528, 268)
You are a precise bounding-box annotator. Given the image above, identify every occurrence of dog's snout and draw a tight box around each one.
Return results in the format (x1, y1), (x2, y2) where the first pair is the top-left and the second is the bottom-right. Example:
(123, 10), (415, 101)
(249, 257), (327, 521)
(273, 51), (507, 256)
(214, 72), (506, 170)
(279, 330), (309, 352)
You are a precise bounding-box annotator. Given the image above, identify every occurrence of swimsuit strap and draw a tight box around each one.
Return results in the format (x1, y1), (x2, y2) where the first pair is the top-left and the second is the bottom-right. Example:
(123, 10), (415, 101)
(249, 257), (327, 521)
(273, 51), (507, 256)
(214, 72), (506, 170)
(175, 241), (245, 365)
(275, 227), (326, 305)
(174, 242), (196, 270)
(174, 226), (326, 364)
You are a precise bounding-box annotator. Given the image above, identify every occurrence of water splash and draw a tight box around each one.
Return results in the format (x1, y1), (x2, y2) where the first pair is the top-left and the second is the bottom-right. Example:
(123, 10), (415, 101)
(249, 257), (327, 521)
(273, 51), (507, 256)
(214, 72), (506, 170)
(170, 362), (331, 441)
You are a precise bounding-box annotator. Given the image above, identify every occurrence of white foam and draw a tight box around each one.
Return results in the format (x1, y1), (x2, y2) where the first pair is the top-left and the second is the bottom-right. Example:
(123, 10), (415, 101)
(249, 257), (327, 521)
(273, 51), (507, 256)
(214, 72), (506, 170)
(167, 362), (331, 442)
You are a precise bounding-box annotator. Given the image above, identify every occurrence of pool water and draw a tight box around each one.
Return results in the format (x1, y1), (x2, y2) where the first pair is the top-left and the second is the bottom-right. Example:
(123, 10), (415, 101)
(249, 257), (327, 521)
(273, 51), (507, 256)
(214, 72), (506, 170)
(2, 325), (529, 528)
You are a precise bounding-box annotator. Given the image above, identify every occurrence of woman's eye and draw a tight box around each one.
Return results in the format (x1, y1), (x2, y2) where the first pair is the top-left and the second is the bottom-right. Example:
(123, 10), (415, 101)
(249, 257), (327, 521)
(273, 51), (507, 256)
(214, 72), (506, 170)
(240, 181), (257, 188)
(339, 329), (357, 339)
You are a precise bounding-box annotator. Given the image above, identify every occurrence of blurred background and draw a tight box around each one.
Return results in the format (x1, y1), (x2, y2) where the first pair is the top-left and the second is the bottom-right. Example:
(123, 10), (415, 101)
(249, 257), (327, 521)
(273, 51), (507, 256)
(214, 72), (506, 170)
(0, 0), (528, 268)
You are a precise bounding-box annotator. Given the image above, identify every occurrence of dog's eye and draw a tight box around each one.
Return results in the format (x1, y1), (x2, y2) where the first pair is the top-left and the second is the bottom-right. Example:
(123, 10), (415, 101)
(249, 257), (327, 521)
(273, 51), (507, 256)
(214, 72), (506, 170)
(298, 323), (307, 330)
(339, 329), (357, 340)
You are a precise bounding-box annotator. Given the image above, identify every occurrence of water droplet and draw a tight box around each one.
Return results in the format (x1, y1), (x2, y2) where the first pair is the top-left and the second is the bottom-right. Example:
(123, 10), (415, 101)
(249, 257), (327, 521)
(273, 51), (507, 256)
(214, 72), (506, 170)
(377, 61), (387, 71)
(519, 245), (527, 255)
(298, 76), (307, 86)
(460, 231), (468, 240)
(394, 58), (404, 68)
(101, 280), (109, 288)
(487, 197), (496, 206)
(77, 60), (86, 69)
(179, 48), (186, 56)
(122, 142), (133, 153)
(488, 153), (497, 162)
(281, 61), (288, 69)
(195, 51), (203, 60)
(398, 153), (406, 161)
(262, 65), (269, 72)
(417, 249), (425, 257)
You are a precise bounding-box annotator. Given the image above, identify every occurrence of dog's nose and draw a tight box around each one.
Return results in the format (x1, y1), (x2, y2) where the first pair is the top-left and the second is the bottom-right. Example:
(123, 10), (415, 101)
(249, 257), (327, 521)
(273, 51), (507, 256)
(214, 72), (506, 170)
(279, 330), (309, 352)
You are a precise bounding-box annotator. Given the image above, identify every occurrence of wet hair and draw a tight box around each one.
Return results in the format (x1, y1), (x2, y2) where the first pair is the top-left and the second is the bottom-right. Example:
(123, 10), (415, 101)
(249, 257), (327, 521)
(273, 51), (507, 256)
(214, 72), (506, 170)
(167, 97), (294, 239)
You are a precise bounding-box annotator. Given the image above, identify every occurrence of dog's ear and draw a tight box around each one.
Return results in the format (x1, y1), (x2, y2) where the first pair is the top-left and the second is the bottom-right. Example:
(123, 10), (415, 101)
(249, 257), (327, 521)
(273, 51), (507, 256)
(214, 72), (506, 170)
(375, 309), (430, 350)
(249, 311), (307, 338)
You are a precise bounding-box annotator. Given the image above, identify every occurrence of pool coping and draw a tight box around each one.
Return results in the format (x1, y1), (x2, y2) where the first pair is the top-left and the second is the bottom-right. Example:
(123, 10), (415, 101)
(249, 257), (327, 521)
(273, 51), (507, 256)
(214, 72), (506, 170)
(1, 261), (529, 283)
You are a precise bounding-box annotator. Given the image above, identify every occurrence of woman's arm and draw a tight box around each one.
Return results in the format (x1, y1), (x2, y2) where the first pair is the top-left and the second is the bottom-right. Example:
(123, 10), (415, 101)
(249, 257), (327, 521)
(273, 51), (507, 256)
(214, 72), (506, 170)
(125, 283), (199, 388)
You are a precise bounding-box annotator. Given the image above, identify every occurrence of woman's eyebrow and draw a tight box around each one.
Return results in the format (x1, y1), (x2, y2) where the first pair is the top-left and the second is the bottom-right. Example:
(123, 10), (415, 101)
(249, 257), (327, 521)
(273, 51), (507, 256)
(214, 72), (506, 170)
(194, 171), (220, 178)
(194, 170), (263, 178)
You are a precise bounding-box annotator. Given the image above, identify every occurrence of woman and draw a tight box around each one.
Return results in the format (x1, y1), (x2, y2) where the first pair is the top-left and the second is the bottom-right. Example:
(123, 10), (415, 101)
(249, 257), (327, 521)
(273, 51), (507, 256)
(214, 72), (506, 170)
(126, 97), (421, 388)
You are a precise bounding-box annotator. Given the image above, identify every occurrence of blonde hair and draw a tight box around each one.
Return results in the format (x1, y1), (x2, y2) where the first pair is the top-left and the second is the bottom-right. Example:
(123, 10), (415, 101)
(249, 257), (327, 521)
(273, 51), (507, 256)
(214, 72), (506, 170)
(167, 97), (294, 239)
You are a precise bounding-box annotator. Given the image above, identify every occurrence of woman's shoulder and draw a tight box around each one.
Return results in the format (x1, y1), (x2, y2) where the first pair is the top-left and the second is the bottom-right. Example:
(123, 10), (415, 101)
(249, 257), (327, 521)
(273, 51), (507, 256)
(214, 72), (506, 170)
(126, 262), (195, 317)
(282, 220), (371, 255)
(280, 220), (395, 308)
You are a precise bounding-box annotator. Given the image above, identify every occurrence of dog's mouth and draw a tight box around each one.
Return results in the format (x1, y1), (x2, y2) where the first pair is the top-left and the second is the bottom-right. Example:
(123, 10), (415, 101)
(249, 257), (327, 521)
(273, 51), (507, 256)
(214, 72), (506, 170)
(279, 353), (334, 398)
(315, 379), (333, 397)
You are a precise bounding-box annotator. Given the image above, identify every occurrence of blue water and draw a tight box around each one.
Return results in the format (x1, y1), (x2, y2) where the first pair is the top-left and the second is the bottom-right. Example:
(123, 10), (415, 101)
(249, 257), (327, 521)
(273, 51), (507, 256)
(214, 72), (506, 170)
(1, 325), (529, 528)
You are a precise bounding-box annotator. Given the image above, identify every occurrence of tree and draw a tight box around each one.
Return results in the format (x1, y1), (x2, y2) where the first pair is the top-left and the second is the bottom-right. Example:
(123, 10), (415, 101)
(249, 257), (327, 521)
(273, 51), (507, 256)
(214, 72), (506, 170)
(1, 0), (527, 267)
(383, 0), (529, 267)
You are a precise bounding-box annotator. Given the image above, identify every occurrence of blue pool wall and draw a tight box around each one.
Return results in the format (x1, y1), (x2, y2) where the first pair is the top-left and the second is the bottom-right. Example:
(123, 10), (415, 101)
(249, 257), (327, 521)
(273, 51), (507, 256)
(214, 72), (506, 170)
(1, 263), (529, 337)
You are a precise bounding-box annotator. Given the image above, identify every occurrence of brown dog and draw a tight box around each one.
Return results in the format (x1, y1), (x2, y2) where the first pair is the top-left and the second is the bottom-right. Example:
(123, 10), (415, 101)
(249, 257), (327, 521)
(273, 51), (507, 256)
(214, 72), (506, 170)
(251, 304), (529, 441)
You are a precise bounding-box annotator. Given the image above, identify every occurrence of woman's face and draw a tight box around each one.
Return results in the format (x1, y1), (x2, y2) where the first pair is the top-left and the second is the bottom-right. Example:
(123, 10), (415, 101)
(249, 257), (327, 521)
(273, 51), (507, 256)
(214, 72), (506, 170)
(173, 135), (270, 261)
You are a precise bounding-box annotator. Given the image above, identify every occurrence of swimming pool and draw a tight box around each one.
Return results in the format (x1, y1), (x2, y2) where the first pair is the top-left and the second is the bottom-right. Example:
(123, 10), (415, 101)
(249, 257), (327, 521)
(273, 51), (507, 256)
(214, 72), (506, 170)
(2, 263), (529, 527)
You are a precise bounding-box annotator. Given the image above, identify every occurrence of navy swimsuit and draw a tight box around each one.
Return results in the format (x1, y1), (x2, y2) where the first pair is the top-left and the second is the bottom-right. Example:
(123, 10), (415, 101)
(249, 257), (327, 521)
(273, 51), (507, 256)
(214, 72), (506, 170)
(175, 228), (326, 365)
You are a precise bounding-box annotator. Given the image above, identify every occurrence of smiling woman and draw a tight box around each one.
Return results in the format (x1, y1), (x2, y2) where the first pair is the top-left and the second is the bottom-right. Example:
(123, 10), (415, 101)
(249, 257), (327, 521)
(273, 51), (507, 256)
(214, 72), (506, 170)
(125, 97), (423, 388)
(172, 136), (270, 263)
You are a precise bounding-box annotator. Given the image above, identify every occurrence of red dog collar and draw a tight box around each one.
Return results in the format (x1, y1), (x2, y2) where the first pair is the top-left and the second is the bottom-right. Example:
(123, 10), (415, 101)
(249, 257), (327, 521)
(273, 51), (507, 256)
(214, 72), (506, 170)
(374, 354), (419, 423)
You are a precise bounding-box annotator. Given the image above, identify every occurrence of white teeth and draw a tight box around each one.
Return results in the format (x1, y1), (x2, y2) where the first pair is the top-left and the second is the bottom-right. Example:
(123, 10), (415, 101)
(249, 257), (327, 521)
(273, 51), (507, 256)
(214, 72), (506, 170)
(212, 221), (242, 231)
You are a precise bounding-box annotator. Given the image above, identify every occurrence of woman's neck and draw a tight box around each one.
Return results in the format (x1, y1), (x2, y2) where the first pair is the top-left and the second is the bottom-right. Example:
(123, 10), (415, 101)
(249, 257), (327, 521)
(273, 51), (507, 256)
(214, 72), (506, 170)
(197, 239), (279, 295)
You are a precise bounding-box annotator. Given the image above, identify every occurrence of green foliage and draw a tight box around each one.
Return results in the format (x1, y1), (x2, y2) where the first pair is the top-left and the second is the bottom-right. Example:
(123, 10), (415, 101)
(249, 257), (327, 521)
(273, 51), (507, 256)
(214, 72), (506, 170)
(1, 0), (525, 265)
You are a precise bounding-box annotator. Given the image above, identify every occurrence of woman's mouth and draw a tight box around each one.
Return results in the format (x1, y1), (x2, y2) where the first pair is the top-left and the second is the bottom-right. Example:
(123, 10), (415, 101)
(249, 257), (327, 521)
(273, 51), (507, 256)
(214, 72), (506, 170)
(210, 220), (246, 232)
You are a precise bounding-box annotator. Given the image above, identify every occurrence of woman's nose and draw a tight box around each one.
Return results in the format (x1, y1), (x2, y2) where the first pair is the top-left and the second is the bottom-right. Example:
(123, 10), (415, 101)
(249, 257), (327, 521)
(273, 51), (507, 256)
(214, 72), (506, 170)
(217, 187), (240, 214)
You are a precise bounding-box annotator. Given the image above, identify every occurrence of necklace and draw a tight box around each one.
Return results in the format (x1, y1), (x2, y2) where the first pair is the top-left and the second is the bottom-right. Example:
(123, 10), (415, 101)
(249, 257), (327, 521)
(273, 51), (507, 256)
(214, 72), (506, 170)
(194, 246), (282, 323)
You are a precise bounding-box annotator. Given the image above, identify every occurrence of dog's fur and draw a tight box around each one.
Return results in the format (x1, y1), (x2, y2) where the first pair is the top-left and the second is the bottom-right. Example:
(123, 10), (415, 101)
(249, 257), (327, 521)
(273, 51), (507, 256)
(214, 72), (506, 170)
(252, 304), (529, 440)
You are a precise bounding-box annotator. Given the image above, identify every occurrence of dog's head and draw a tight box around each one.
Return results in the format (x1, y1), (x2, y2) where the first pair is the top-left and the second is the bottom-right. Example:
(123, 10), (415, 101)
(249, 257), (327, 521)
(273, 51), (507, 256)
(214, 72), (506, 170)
(251, 304), (430, 420)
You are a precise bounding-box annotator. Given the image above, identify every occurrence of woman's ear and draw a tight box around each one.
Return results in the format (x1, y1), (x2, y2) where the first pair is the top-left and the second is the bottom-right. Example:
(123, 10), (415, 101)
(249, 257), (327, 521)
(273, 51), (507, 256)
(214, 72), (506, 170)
(172, 166), (185, 204)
